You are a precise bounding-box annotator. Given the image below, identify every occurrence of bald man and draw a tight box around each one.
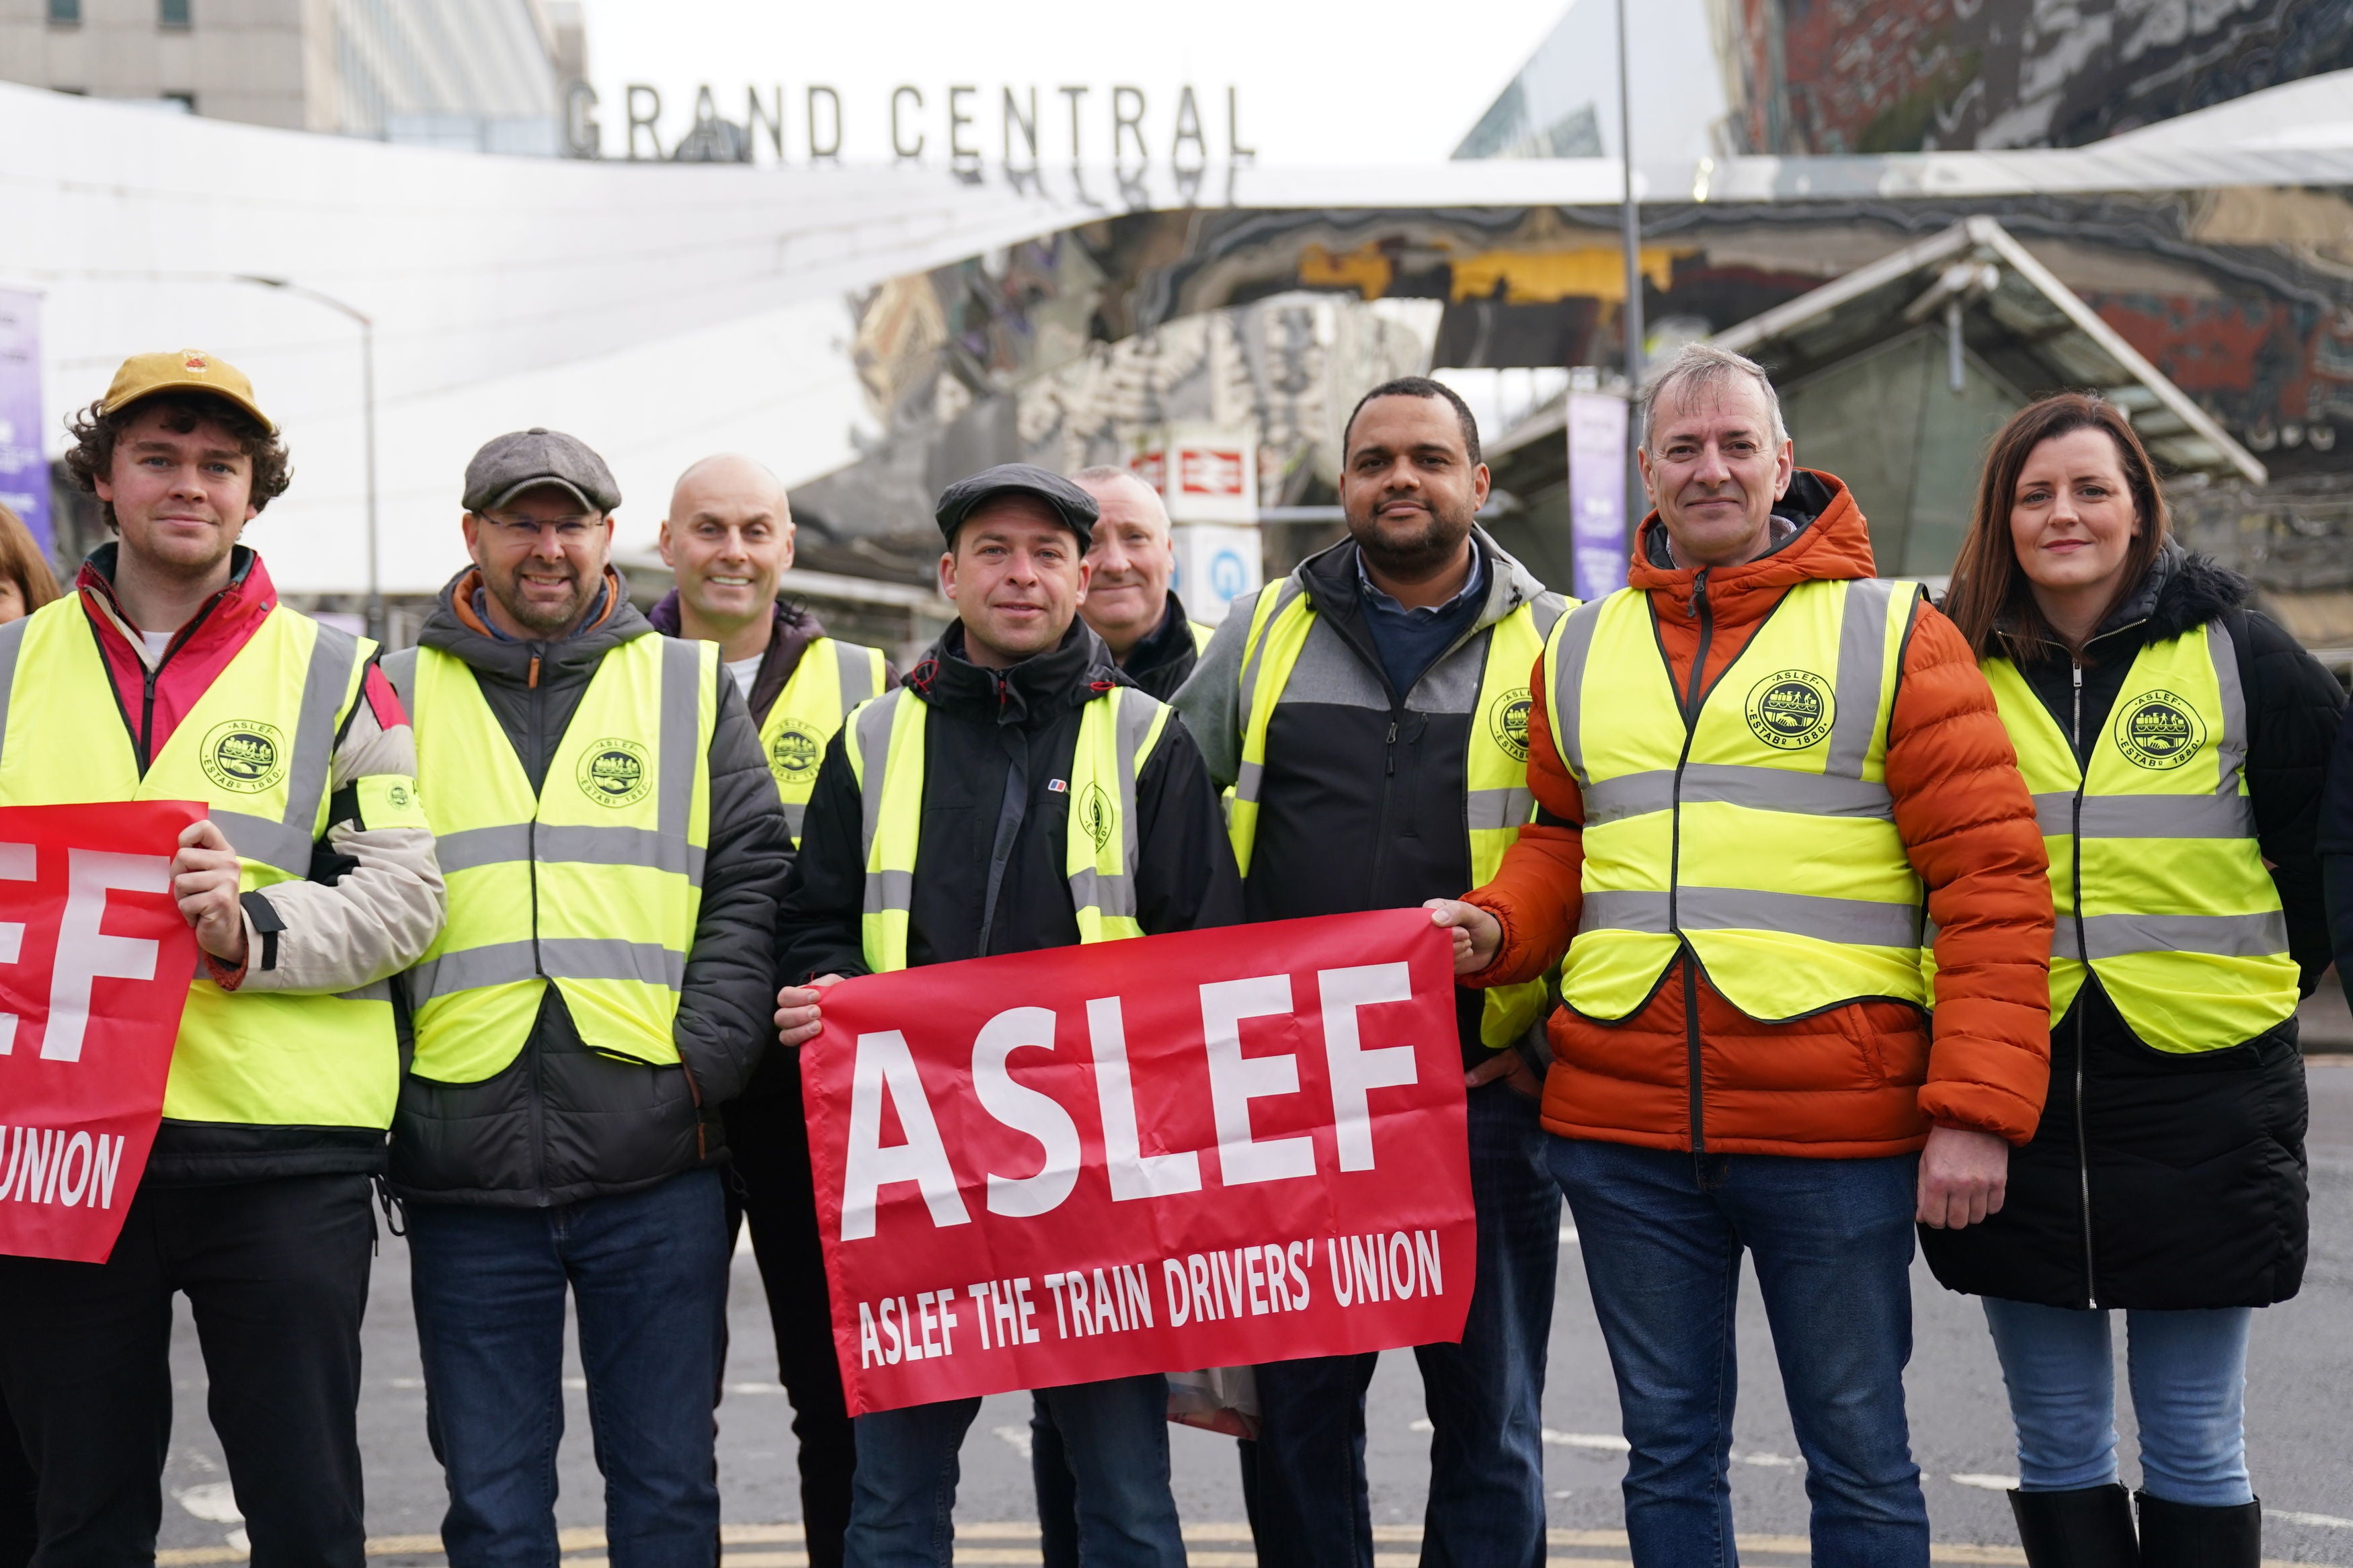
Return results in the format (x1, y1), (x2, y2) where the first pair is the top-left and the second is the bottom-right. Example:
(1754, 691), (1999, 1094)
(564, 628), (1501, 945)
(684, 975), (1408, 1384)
(1072, 466), (1212, 700)
(651, 454), (891, 1568)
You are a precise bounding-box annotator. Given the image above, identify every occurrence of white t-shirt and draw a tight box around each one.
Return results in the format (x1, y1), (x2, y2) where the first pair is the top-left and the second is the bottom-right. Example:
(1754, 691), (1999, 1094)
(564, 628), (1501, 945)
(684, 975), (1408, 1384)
(140, 629), (172, 668)
(724, 653), (762, 703)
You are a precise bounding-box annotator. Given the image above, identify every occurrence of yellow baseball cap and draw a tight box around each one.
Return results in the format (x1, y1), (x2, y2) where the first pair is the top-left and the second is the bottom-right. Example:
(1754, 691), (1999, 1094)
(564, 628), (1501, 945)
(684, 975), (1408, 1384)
(99, 349), (276, 435)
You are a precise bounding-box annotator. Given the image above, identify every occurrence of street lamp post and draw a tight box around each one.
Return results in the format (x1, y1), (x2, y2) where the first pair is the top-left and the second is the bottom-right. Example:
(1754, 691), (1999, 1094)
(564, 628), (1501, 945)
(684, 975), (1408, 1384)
(233, 275), (381, 642)
(1615, 0), (1644, 566)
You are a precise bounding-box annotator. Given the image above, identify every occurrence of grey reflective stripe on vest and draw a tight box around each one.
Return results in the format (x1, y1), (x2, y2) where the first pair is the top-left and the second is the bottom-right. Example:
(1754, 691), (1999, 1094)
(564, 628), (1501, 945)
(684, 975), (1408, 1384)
(2036, 791), (2257, 841)
(1467, 786), (1533, 830)
(1585, 764), (1895, 827)
(1546, 596), (1609, 789)
(1066, 692), (1158, 920)
(1232, 580), (1305, 807)
(0, 617), (26, 743)
(408, 937), (687, 1003)
(658, 638), (701, 853)
(834, 640), (878, 714)
(208, 622), (360, 877)
(854, 690), (907, 913)
(2068, 909), (2289, 962)
(434, 822), (706, 878)
(1580, 884), (1923, 949)
(1825, 578), (1907, 780)
(782, 801), (806, 841)
(2208, 620), (2251, 809)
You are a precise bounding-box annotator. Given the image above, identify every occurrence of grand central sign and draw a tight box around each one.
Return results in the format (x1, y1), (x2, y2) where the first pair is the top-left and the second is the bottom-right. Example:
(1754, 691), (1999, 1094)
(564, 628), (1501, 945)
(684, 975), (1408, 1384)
(563, 81), (1255, 169)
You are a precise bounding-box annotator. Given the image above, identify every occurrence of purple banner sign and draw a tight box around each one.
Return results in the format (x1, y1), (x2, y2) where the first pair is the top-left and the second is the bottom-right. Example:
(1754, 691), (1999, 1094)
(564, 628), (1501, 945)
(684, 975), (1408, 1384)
(1566, 388), (1627, 602)
(0, 294), (47, 554)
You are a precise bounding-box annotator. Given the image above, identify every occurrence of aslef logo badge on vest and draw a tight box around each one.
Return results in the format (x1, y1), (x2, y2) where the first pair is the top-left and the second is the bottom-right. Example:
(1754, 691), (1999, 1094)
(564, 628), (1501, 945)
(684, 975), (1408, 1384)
(1488, 688), (1533, 763)
(1745, 669), (1835, 751)
(199, 720), (286, 793)
(768, 720), (823, 778)
(2114, 690), (2207, 770)
(577, 738), (652, 807)
(1077, 782), (1115, 852)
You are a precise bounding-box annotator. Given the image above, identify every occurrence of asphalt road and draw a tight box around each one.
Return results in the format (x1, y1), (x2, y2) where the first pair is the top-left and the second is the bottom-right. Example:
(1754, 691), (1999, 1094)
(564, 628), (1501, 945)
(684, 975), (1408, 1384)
(151, 1058), (2353, 1566)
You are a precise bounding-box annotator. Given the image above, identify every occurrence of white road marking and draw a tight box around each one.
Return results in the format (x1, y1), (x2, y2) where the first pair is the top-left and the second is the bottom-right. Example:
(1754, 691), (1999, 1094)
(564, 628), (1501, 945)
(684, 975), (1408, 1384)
(1731, 1450), (1800, 1468)
(992, 1423), (1033, 1460)
(1949, 1473), (2020, 1491)
(174, 1482), (241, 1523)
(1559, 1225), (1579, 1243)
(2276, 1510), (2353, 1529)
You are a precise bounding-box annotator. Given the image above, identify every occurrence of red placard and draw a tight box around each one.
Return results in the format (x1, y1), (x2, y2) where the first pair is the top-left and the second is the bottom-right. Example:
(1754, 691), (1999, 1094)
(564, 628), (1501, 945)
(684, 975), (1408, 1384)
(801, 909), (1474, 1415)
(0, 801), (203, 1264)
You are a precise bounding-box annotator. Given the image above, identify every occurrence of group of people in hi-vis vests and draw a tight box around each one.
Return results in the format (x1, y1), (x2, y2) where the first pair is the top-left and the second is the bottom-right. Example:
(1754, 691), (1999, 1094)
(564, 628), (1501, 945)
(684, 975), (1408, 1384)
(0, 339), (2342, 1568)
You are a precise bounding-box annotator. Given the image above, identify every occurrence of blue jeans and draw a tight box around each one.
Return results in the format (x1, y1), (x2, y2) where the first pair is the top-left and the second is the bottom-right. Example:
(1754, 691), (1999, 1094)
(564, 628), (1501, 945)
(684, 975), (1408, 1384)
(1548, 1139), (1928, 1568)
(848, 1374), (1181, 1568)
(1981, 1298), (2255, 1506)
(407, 1169), (730, 1568)
(1245, 1081), (1558, 1568)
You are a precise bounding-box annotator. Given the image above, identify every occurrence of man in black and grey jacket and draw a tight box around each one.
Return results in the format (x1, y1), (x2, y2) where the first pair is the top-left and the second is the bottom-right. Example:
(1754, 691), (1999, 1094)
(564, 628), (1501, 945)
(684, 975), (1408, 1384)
(387, 429), (790, 1567)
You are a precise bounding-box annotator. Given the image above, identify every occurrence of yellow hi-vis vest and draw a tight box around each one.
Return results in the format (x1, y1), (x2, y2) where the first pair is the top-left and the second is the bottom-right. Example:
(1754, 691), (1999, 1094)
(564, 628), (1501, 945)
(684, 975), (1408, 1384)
(0, 595), (398, 1129)
(388, 635), (717, 1083)
(1189, 620), (1215, 655)
(1983, 624), (2293, 1053)
(844, 683), (1170, 974)
(1227, 579), (1564, 1048)
(758, 637), (885, 847)
(1548, 576), (1928, 1023)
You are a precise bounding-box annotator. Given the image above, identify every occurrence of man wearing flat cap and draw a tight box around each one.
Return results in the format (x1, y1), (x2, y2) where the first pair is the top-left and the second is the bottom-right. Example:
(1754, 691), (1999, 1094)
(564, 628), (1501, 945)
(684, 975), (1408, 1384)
(382, 429), (789, 1565)
(771, 462), (1239, 1567)
(0, 351), (442, 1563)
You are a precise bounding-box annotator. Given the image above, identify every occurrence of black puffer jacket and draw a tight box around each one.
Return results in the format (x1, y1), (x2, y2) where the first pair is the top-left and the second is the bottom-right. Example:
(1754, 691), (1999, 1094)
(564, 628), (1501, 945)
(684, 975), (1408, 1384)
(773, 617), (1240, 982)
(1923, 547), (2344, 1309)
(1113, 591), (1207, 701)
(389, 569), (792, 1208)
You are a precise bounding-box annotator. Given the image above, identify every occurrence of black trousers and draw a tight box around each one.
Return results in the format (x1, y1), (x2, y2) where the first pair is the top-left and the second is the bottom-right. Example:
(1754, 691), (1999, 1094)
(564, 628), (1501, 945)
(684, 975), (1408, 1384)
(0, 1173), (374, 1568)
(723, 1090), (854, 1568)
(0, 1392), (32, 1568)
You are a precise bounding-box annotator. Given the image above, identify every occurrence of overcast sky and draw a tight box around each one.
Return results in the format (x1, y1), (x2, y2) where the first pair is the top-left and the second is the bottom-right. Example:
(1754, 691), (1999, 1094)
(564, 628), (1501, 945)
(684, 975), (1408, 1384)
(574, 0), (1577, 166)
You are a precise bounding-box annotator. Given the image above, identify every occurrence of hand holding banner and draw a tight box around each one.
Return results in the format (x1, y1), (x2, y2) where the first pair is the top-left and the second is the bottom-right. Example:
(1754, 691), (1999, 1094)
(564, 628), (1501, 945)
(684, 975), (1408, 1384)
(801, 908), (1475, 1415)
(0, 801), (203, 1264)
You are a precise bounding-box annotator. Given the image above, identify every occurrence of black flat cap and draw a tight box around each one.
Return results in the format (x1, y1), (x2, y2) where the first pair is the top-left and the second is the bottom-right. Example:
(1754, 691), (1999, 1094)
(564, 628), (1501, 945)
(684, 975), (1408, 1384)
(463, 427), (622, 515)
(934, 463), (1097, 550)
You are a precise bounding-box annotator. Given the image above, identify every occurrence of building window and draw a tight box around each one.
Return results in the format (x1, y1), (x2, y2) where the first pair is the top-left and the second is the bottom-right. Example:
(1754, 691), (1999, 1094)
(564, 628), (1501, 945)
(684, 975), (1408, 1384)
(47, 0), (81, 25)
(159, 0), (190, 27)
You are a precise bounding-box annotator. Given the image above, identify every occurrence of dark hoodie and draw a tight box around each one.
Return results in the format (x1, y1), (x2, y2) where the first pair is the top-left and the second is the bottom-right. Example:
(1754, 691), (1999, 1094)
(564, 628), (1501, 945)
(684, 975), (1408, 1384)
(388, 568), (792, 1208)
(1923, 544), (2344, 1310)
(772, 618), (1240, 983)
(1109, 591), (1207, 702)
(645, 592), (883, 727)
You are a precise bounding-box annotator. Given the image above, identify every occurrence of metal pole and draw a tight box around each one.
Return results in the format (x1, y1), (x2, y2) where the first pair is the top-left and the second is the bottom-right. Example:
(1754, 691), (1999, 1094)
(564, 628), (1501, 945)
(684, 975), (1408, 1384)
(1616, 0), (1644, 551)
(232, 275), (380, 638)
(1616, 0), (1643, 390)
(359, 316), (382, 642)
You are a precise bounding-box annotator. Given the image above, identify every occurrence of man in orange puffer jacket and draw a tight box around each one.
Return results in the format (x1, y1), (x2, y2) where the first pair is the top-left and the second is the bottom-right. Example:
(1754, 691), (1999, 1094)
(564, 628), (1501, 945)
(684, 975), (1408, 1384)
(1429, 343), (2054, 1568)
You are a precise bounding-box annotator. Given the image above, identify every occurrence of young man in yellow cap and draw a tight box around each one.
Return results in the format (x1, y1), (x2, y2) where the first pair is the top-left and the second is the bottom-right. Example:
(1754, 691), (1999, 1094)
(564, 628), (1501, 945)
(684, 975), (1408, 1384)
(0, 351), (444, 1562)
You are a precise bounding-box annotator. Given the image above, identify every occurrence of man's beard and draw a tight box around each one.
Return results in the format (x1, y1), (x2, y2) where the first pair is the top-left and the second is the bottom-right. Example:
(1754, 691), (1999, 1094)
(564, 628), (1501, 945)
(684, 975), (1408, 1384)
(1349, 494), (1475, 582)
(489, 565), (593, 636)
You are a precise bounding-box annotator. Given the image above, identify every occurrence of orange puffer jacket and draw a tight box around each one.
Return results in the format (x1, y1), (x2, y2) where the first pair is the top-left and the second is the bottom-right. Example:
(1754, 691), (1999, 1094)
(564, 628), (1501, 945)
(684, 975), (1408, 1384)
(1463, 472), (2054, 1157)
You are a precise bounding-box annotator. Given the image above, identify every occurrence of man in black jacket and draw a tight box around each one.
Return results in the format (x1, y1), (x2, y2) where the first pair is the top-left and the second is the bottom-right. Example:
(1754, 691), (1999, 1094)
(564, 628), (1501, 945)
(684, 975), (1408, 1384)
(1072, 464), (1209, 700)
(387, 429), (790, 1567)
(772, 464), (1238, 1568)
(649, 452), (891, 1568)
(1174, 380), (1568, 1568)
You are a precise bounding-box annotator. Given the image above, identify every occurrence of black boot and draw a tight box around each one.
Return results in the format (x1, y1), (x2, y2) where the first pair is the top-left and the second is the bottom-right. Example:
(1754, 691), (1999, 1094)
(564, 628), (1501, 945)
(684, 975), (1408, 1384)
(2011, 1484), (2141, 1567)
(2135, 1492), (2261, 1568)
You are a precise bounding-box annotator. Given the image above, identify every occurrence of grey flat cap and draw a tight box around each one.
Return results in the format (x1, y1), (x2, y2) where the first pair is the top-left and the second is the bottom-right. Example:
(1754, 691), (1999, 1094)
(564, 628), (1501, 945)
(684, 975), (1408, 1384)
(934, 463), (1098, 550)
(463, 427), (621, 515)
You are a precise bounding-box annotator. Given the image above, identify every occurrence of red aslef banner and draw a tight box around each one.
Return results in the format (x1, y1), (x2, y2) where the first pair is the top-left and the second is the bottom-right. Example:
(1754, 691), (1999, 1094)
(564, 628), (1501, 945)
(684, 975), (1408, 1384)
(802, 908), (1475, 1415)
(0, 801), (203, 1264)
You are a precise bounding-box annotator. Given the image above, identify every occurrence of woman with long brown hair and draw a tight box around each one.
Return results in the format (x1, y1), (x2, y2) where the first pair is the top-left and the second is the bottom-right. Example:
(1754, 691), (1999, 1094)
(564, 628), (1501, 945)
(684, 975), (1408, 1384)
(0, 499), (48, 1568)
(1925, 394), (2344, 1568)
(0, 502), (57, 625)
